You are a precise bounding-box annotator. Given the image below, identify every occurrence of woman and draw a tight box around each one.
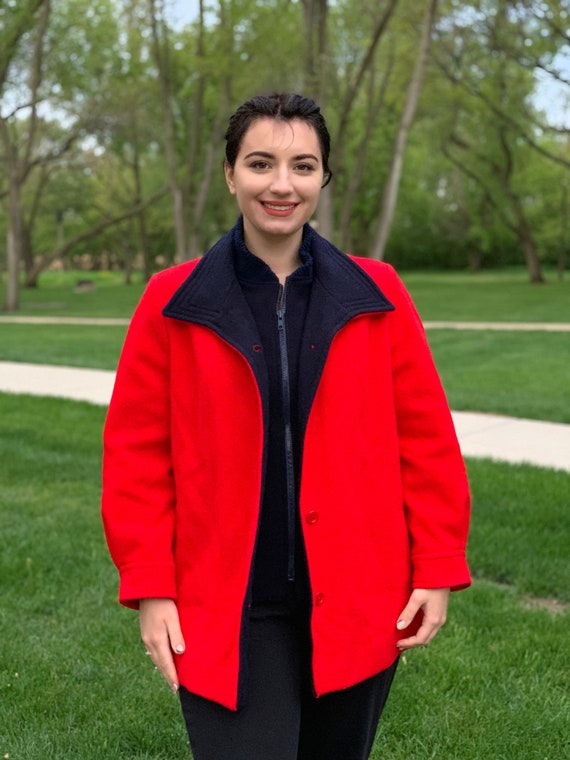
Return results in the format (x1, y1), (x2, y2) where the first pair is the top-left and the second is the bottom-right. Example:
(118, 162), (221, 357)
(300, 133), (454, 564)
(102, 92), (470, 759)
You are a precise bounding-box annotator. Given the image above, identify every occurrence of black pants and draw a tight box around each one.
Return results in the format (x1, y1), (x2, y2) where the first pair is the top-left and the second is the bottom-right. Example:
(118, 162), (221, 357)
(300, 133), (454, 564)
(179, 604), (398, 760)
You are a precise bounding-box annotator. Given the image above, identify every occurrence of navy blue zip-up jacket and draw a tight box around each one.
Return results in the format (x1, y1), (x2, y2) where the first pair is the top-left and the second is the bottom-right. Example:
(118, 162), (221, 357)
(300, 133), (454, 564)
(233, 220), (313, 604)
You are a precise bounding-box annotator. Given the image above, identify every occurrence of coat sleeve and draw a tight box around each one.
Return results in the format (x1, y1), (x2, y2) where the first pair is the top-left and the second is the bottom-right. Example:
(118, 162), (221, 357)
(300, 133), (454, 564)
(383, 265), (471, 591)
(101, 273), (177, 608)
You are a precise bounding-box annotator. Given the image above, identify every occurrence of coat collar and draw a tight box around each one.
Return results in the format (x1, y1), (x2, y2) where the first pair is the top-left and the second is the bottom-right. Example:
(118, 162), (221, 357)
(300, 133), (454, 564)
(162, 218), (395, 438)
(162, 218), (394, 331)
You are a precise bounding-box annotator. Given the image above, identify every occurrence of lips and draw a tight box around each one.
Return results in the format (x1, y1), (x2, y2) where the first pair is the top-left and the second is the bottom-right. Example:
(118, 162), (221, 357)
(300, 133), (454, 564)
(261, 201), (299, 216)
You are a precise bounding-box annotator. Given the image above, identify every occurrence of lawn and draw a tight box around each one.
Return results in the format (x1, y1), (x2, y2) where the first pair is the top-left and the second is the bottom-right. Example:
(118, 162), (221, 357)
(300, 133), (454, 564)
(1, 268), (569, 422)
(14, 270), (145, 318)
(402, 267), (570, 323)
(427, 330), (570, 423)
(0, 323), (128, 370)
(1, 394), (568, 759)
(9, 266), (570, 322)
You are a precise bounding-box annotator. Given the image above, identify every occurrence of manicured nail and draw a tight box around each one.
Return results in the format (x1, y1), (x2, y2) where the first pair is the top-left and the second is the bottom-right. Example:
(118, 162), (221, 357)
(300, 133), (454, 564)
(175, 645), (185, 654)
(396, 620), (407, 630)
(171, 683), (179, 695)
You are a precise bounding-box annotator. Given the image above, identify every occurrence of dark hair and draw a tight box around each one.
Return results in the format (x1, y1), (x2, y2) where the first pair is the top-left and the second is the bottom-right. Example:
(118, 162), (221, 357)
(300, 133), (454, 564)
(224, 92), (332, 187)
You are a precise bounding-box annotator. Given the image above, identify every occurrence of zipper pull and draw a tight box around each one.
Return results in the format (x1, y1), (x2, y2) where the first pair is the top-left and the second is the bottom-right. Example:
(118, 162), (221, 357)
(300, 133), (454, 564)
(277, 284), (286, 328)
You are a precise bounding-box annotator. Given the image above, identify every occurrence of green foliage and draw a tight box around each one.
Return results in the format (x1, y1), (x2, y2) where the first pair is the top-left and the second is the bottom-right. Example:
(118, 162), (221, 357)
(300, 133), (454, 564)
(1, 0), (569, 281)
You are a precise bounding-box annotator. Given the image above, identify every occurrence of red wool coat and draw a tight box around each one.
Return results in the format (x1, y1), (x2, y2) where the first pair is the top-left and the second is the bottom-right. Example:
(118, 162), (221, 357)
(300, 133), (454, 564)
(102, 229), (471, 711)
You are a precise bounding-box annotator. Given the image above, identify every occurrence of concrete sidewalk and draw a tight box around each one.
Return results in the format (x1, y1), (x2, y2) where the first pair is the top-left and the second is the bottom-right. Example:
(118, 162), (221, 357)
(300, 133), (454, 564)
(1, 360), (568, 474)
(2, 315), (570, 332)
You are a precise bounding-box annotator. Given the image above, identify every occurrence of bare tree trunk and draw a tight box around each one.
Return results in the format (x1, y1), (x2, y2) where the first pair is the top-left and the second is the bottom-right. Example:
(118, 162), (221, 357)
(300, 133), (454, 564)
(496, 125), (544, 283)
(184, 0), (205, 210)
(370, 0), (438, 260)
(301, 0), (333, 238)
(5, 177), (23, 311)
(188, 107), (228, 260)
(187, 0), (231, 260)
(301, 0), (327, 101)
(1, 118), (23, 311)
(149, 0), (187, 262)
(444, 135), (545, 283)
(508, 192), (545, 283)
(558, 184), (568, 281)
(131, 131), (152, 281)
(1, 0), (50, 309)
(339, 58), (394, 251)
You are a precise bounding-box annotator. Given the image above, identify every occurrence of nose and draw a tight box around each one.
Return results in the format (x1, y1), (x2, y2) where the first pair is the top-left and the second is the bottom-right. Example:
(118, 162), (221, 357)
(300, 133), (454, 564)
(269, 166), (294, 195)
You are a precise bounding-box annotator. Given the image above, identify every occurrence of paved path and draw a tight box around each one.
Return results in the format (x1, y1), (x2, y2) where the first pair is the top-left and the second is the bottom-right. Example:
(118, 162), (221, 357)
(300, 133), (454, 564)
(1, 360), (568, 473)
(2, 316), (570, 332)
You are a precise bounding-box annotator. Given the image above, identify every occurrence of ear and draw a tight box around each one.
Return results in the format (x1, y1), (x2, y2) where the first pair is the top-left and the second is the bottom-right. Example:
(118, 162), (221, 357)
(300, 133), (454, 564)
(224, 161), (236, 195)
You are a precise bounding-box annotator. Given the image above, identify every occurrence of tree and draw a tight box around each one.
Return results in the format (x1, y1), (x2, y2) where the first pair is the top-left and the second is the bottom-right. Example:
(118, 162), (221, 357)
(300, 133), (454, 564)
(370, 0), (439, 260)
(0, 0), (50, 309)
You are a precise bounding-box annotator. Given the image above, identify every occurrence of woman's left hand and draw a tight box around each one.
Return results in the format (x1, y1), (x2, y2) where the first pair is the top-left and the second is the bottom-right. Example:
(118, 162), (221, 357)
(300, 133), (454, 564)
(395, 587), (450, 650)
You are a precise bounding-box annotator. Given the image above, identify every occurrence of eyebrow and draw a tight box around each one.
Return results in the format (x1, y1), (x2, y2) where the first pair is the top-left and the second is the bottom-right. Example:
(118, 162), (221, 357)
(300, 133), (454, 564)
(243, 151), (320, 162)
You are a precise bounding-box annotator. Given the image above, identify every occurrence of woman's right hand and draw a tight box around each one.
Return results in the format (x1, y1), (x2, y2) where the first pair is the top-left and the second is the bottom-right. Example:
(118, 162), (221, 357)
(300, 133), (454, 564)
(139, 598), (185, 694)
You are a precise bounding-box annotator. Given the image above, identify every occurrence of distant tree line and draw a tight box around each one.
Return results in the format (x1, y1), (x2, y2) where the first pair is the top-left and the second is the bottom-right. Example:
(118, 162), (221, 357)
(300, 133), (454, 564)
(1, 0), (569, 309)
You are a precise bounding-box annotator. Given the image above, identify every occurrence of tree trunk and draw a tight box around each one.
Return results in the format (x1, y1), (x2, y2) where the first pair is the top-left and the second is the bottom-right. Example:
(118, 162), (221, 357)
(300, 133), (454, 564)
(301, 0), (333, 238)
(509, 195), (544, 283)
(149, 0), (187, 262)
(340, 61), (393, 251)
(187, 0), (231, 260)
(5, 179), (23, 311)
(370, 0), (438, 260)
(21, 227), (36, 285)
(133, 143), (152, 281)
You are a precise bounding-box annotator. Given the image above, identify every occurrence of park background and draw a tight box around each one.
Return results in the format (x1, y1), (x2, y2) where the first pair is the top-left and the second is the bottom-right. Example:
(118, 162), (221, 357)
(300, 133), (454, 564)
(1, 1), (569, 758)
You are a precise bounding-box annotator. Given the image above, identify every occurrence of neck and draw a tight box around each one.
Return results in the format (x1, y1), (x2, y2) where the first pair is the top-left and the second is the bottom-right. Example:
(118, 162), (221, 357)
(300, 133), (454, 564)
(243, 225), (303, 284)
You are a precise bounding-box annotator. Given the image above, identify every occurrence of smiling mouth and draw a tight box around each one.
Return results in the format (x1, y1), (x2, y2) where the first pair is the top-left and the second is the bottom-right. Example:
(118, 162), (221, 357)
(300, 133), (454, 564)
(261, 202), (298, 211)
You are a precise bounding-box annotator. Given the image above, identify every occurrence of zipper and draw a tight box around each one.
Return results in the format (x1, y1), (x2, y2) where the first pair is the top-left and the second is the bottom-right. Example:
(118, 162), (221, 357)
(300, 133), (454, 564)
(277, 282), (296, 582)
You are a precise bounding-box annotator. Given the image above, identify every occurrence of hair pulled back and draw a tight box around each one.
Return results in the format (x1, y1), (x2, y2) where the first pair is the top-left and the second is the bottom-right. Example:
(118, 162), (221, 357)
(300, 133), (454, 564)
(224, 92), (332, 187)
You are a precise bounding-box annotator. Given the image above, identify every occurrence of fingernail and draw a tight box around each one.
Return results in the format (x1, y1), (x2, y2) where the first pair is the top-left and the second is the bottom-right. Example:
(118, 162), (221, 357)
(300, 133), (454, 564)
(396, 620), (407, 630)
(171, 683), (179, 695)
(175, 645), (185, 654)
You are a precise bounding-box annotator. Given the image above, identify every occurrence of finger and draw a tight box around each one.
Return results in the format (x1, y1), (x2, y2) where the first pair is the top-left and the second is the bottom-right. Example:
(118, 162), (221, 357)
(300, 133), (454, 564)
(396, 597), (422, 632)
(397, 619), (442, 650)
(165, 616), (185, 656)
(142, 629), (181, 693)
(153, 647), (180, 694)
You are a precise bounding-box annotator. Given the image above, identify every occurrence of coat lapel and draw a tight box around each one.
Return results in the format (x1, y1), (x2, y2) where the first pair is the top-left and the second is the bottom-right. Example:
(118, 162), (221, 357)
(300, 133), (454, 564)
(297, 230), (395, 432)
(161, 222), (395, 436)
(162, 230), (269, 420)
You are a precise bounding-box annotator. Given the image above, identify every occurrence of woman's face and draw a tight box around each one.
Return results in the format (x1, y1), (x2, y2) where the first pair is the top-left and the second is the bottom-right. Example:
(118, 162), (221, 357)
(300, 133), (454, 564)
(224, 117), (325, 251)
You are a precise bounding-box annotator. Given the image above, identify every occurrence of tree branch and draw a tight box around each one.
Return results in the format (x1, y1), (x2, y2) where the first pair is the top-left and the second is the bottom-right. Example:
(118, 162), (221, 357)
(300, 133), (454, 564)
(26, 185), (169, 281)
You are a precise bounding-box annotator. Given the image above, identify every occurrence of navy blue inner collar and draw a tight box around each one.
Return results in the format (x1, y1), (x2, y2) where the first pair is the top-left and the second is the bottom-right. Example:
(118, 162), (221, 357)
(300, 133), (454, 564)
(233, 216), (314, 284)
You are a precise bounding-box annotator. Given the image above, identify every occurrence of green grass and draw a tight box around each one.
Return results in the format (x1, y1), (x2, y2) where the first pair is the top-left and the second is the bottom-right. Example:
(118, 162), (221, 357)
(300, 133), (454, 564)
(13, 270), (145, 318)
(7, 266), (570, 321)
(374, 582), (569, 759)
(1, 393), (568, 759)
(402, 268), (570, 323)
(465, 460), (570, 602)
(427, 330), (570, 423)
(0, 394), (189, 759)
(0, 323), (127, 369)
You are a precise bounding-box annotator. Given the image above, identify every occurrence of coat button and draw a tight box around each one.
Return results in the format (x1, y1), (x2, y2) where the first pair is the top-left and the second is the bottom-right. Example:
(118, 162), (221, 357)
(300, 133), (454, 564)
(315, 592), (325, 606)
(305, 510), (319, 525)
